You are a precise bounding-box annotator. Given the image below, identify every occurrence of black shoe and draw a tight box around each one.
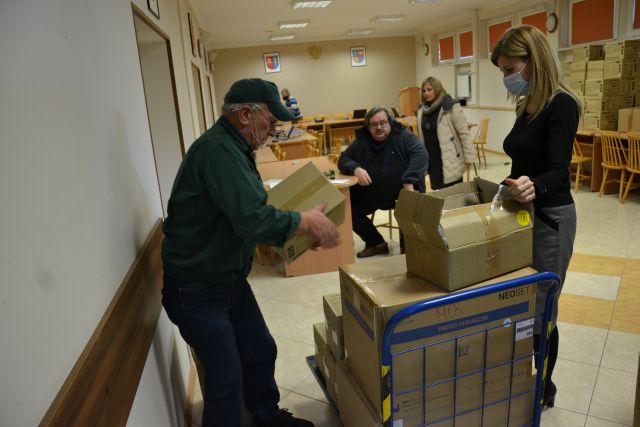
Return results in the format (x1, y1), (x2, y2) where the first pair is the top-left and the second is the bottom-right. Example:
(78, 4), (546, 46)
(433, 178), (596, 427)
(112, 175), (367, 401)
(357, 242), (389, 258)
(542, 381), (557, 409)
(255, 409), (315, 427)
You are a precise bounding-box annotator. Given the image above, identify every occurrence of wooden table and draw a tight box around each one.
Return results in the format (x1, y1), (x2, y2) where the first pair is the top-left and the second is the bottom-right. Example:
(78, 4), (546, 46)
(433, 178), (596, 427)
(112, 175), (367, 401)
(575, 130), (629, 193)
(269, 130), (319, 160)
(255, 146), (278, 164)
(297, 118), (365, 153)
(258, 156), (357, 276)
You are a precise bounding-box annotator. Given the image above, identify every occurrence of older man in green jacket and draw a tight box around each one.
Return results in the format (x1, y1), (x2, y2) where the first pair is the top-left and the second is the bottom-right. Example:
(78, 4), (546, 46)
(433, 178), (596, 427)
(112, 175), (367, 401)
(162, 78), (338, 427)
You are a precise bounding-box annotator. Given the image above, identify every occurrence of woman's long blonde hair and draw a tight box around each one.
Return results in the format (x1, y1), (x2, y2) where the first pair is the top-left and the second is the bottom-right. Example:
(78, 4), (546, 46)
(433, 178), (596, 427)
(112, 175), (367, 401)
(420, 76), (447, 104)
(490, 24), (582, 121)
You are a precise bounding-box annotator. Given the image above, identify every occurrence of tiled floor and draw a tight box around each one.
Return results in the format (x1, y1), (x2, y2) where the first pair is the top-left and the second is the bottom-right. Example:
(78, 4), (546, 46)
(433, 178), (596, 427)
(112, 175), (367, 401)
(191, 152), (640, 426)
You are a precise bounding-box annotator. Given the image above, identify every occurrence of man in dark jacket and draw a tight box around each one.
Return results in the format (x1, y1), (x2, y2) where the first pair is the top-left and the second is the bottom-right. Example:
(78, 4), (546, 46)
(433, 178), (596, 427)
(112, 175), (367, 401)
(162, 78), (339, 427)
(338, 106), (428, 257)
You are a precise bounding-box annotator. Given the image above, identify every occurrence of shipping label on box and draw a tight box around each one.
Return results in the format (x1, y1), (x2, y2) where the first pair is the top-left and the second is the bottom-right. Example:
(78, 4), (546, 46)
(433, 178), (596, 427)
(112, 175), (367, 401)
(340, 257), (537, 426)
(394, 178), (533, 291)
(267, 162), (345, 263)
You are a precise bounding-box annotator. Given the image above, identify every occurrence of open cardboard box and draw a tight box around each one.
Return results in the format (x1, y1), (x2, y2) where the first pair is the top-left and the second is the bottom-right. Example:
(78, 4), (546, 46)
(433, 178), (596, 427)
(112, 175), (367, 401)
(395, 177), (533, 291)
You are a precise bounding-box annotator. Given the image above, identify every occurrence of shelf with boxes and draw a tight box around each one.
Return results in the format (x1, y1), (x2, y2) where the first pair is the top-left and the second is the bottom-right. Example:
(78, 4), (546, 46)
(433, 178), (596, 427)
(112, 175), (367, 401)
(563, 40), (640, 132)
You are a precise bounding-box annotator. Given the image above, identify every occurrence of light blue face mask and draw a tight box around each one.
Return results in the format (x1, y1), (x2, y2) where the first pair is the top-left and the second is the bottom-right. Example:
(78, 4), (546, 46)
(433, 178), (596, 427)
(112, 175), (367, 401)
(503, 59), (530, 96)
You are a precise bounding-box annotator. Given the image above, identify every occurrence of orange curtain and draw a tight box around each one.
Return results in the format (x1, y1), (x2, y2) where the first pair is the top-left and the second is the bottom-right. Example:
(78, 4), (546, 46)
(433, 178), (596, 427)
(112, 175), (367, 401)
(571, 0), (614, 45)
(489, 21), (512, 52)
(459, 31), (473, 57)
(439, 36), (454, 61)
(522, 11), (547, 34)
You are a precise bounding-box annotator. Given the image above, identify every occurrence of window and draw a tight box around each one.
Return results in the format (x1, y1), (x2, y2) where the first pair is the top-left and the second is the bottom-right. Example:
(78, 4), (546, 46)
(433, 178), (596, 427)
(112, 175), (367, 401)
(438, 35), (454, 62)
(488, 19), (513, 53)
(459, 30), (473, 59)
(522, 11), (547, 34)
(571, 0), (615, 45)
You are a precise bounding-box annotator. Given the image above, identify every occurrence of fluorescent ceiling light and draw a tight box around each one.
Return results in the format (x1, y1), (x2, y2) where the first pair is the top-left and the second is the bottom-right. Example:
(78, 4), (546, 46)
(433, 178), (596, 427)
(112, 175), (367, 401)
(292, 1), (333, 9)
(269, 33), (296, 41)
(278, 20), (310, 29)
(346, 28), (374, 36)
(370, 14), (406, 24)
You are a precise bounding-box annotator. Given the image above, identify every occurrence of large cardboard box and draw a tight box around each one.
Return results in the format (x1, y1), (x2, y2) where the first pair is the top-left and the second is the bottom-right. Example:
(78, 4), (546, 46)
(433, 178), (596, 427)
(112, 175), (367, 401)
(322, 294), (344, 360)
(395, 178), (532, 291)
(335, 360), (381, 427)
(605, 40), (640, 61)
(267, 162), (345, 263)
(586, 60), (604, 79)
(574, 44), (604, 61)
(604, 59), (640, 79)
(340, 257), (537, 427)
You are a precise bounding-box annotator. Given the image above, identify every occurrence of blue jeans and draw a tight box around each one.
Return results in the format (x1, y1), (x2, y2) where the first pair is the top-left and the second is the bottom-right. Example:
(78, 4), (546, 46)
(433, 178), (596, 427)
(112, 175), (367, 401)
(162, 275), (280, 427)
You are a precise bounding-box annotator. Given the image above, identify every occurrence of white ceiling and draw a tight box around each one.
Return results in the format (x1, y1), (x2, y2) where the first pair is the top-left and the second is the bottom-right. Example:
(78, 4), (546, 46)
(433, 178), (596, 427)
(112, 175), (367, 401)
(192, 0), (541, 50)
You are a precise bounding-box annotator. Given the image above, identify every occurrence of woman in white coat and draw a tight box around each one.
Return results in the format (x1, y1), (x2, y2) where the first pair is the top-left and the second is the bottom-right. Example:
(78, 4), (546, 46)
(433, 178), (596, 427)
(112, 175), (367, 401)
(417, 77), (477, 190)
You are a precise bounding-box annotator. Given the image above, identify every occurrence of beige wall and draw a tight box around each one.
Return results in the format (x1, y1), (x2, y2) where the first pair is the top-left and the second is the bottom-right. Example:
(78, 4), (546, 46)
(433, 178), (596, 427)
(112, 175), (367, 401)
(212, 36), (417, 117)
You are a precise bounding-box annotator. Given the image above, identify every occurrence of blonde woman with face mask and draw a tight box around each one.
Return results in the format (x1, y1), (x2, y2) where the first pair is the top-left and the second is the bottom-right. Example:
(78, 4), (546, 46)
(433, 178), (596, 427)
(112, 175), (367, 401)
(416, 76), (476, 190)
(492, 24), (582, 410)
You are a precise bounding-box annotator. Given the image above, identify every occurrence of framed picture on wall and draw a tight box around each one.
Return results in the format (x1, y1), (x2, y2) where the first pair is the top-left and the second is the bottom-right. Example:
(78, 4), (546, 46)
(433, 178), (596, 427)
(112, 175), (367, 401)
(263, 52), (281, 74)
(147, 0), (160, 19)
(350, 46), (366, 67)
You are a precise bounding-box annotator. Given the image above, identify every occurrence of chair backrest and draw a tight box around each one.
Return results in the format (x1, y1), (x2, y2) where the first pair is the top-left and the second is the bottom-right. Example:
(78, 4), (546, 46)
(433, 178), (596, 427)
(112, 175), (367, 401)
(474, 118), (490, 144)
(627, 132), (640, 172)
(600, 131), (627, 167)
(572, 139), (584, 159)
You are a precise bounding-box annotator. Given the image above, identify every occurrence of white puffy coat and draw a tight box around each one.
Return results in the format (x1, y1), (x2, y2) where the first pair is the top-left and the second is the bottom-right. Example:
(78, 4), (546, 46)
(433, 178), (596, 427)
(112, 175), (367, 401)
(417, 100), (477, 184)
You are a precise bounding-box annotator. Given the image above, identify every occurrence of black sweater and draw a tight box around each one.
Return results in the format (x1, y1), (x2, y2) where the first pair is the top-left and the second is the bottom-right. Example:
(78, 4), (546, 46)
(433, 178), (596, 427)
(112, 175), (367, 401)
(504, 92), (579, 208)
(338, 121), (428, 208)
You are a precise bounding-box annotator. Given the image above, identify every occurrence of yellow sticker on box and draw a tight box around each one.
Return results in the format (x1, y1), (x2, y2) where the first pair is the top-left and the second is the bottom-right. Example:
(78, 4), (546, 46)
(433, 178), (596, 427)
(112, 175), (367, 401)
(517, 210), (531, 226)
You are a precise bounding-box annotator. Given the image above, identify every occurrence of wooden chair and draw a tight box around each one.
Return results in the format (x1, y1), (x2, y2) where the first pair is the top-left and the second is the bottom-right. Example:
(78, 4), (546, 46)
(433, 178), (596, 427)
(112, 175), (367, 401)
(370, 209), (399, 240)
(621, 132), (640, 204)
(570, 139), (592, 191)
(599, 131), (628, 200)
(473, 118), (489, 167)
(328, 153), (339, 164)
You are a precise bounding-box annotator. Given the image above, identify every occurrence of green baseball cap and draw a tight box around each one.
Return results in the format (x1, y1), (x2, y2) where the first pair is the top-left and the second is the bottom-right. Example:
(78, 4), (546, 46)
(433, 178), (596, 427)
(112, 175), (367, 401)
(224, 78), (295, 122)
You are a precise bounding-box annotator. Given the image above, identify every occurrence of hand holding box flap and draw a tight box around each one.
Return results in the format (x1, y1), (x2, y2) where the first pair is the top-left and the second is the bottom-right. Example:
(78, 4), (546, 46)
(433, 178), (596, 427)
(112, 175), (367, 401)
(267, 162), (345, 264)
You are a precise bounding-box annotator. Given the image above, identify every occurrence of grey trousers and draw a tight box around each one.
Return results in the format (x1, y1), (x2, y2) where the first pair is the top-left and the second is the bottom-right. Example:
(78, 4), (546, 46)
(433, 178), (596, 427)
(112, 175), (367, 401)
(532, 203), (577, 334)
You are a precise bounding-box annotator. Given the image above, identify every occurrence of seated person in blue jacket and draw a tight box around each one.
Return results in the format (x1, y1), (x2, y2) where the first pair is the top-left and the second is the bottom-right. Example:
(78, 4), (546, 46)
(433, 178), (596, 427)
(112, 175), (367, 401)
(280, 88), (302, 121)
(338, 106), (428, 257)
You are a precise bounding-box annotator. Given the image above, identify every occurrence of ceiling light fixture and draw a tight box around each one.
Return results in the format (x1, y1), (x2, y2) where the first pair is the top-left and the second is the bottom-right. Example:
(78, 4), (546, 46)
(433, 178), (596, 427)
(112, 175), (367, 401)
(269, 33), (296, 41)
(346, 28), (374, 36)
(292, 1), (333, 9)
(370, 15), (406, 24)
(278, 20), (310, 29)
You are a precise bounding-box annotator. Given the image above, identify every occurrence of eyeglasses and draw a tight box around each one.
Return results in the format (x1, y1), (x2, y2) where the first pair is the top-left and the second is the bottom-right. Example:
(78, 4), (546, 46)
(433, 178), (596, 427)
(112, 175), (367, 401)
(369, 120), (389, 129)
(251, 104), (277, 128)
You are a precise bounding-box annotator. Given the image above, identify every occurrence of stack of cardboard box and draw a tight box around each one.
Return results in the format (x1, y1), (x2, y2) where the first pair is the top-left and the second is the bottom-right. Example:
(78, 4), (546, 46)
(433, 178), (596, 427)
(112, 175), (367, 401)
(565, 40), (640, 131)
(313, 179), (542, 427)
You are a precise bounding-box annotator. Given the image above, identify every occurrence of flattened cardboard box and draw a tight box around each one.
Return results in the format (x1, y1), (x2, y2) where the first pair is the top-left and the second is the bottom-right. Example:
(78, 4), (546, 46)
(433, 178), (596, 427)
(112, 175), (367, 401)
(340, 256), (537, 427)
(323, 294), (345, 360)
(395, 177), (533, 291)
(267, 162), (345, 263)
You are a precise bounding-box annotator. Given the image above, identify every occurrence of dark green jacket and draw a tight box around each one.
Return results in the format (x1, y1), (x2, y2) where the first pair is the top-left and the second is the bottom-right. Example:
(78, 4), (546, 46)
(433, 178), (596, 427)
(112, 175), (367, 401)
(162, 117), (300, 283)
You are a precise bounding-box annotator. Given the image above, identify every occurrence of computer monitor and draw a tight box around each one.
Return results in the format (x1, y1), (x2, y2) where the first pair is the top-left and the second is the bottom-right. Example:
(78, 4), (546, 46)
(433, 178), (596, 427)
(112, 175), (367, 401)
(352, 109), (367, 119)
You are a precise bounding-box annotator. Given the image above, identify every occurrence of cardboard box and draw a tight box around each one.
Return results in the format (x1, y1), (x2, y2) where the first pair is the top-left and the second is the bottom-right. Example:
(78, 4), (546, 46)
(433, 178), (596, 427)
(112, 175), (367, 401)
(619, 108), (632, 132)
(335, 360), (381, 427)
(570, 61), (587, 80)
(605, 40), (640, 61)
(322, 294), (344, 360)
(340, 256), (537, 426)
(587, 60), (604, 79)
(604, 59), (640, 79)
(267, 162), (345, 263)
(394, 178), (532, 291)
(568, 78), (585, 95)
(629, 107), (640, 132)
(574, 44), (604, 61)
(313, 322), (338, 402)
